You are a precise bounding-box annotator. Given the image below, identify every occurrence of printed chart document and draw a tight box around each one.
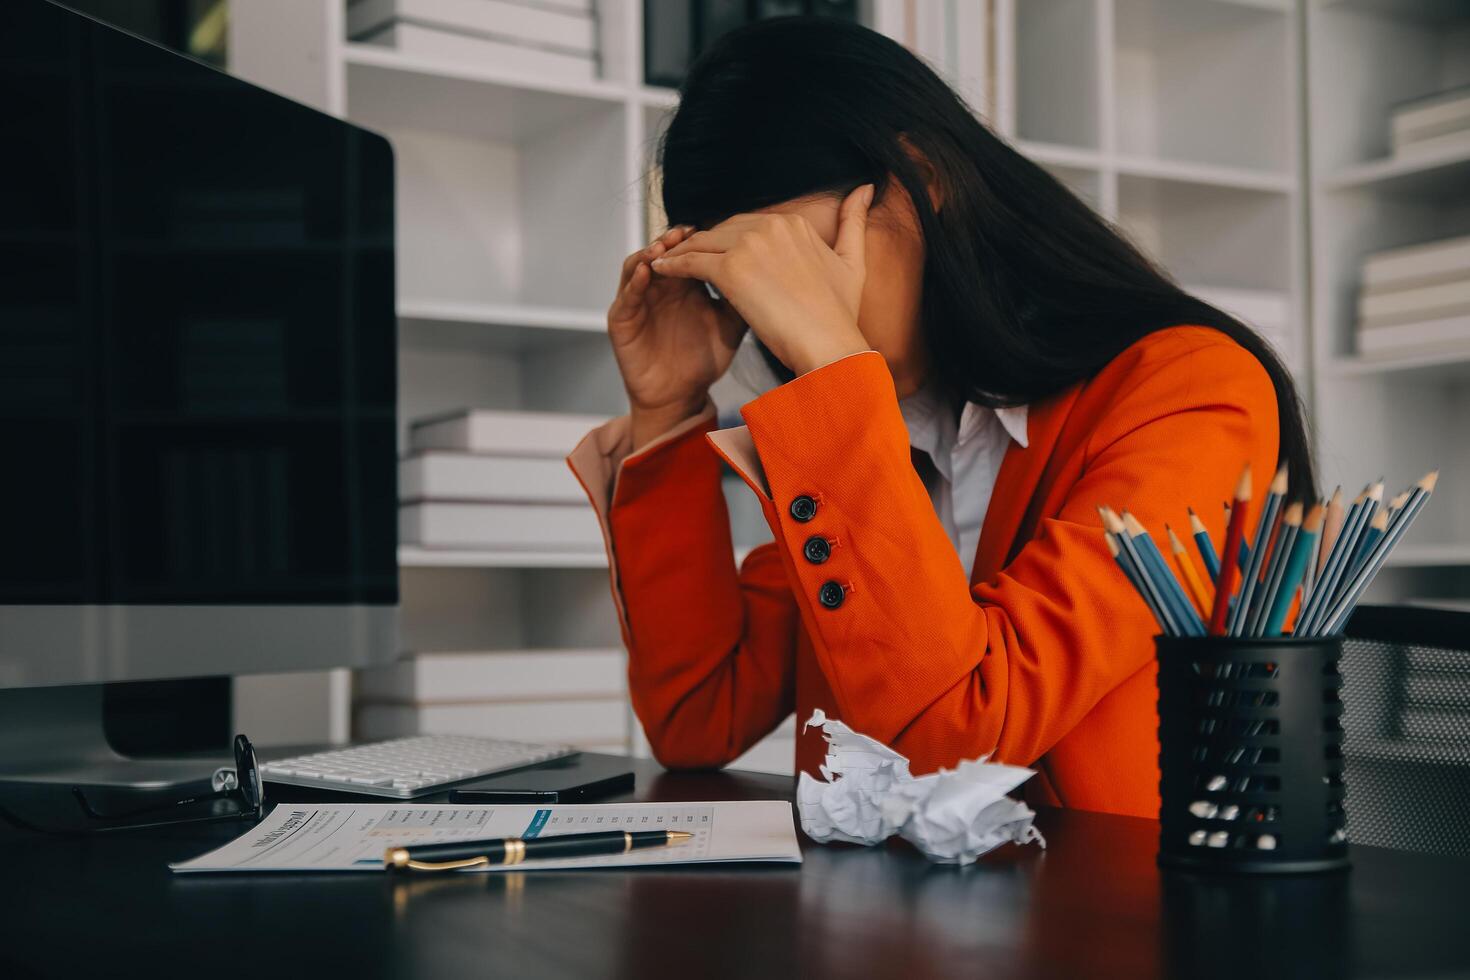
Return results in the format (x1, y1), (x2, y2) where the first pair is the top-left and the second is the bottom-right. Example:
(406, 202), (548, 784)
(171, 800), (802, 873)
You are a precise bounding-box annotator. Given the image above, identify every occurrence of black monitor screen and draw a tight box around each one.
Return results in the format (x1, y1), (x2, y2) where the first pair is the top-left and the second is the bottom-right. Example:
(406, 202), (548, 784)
(0, 1), (397, 605)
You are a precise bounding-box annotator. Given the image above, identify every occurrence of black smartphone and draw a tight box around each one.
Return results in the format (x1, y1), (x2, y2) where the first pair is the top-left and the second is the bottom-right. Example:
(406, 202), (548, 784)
(447, 756), (635, 804)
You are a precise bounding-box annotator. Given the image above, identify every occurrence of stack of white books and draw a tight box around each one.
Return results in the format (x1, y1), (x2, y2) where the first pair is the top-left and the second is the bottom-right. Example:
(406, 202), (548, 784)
(1391, 86), (1470, 157)
(1355, 234), (1470, 359)
(400, 408), (606, 552)
(355, 648), (630, 750)
(347, 0), (599, 81)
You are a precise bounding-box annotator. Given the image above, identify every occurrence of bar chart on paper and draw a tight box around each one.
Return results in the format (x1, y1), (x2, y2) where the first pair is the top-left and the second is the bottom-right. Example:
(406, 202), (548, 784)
(170, 801), (801, 873)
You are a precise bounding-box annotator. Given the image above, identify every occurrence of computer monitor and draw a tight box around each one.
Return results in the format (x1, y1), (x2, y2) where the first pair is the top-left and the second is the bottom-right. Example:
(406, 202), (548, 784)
(0, 0), (399, 788)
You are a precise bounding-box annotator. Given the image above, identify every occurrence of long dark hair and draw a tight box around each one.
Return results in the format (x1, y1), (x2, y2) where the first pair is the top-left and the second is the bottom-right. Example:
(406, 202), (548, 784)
(658, 17), (1316, 502)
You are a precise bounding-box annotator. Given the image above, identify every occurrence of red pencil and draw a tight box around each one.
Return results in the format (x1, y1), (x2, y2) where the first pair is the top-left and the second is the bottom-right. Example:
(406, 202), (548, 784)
(1208, 464), (1253, 635)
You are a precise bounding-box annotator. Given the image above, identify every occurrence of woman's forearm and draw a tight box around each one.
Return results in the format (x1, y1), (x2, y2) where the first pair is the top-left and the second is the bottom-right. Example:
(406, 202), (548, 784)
(568, 413), (798, 768)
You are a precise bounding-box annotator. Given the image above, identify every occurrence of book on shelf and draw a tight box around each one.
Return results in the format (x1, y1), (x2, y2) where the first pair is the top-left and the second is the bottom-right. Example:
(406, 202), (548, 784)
(352, 23), (597, 81)
(1361, 233), (1470, 293)
(355, 699), (629, 748)
(409, 408), (609, 456)
(400, 452), (585, 503)
(400, 502), (603, 550)
(1391, 85), (1470, 155)
(348, 0), (597, 54)
(1356, 314), (1470, 359)
(1356, 233), (1470, 357)
(357, 648), (626, 703)
(1358, 279), (1470, 329)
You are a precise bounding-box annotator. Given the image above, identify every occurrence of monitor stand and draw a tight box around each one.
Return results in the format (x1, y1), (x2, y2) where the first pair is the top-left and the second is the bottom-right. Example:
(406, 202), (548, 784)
(0, 685), (231, 794)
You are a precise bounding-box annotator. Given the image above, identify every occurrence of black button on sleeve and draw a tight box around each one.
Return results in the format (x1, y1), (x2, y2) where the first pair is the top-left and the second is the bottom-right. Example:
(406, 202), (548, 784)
(789, 495), (817, 522)
(803, 536), (831, 564)
(818, 581), (845, 609)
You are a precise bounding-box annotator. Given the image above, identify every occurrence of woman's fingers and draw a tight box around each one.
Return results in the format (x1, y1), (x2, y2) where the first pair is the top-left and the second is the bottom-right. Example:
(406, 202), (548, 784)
(660, 227), (738, 260)
(626, 258), (652, 294)
(616, 225), (691, 289)
(609, 260), (653, 324)
(650, 250), (721, 283)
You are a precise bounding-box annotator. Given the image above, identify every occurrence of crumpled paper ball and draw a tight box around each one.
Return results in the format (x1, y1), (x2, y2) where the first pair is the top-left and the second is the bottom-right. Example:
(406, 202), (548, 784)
(795, 709), (1046, 865)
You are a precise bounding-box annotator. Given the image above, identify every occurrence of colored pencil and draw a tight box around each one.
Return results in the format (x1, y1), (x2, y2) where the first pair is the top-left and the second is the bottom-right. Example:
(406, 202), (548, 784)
(1224, 503), (1251, 570)
(1267, 503), (1323, 636)
(1124, 512), (1205, 635)
(1208, 465), (1252, 635)
(1187, 508), (1221, 583)
(1318, 472), (1438, 636)
(1229, 464), (1287, 636)
(1300, 481), (1381, 635)
(1167, 524), (1214, 616)
(1304, 488), (1341, 597)
(1385, 490), (1411, 534)
(1250, 502), (1303, 636)
(1100, 507), (1180, 636)
(1316, 488), (1346, 580)
(1298, 485), (1367, 635)
(1105, 531), (1170, 634)
(1342, 507), (1389, 588)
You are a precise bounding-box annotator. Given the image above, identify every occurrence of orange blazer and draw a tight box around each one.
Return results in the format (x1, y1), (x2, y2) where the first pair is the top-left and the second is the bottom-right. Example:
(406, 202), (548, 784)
(568, 325), (1280, 818)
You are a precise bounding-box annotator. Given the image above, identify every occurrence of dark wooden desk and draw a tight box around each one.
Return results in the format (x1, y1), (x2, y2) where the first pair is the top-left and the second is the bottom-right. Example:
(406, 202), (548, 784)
(2, 755), (1466, 979)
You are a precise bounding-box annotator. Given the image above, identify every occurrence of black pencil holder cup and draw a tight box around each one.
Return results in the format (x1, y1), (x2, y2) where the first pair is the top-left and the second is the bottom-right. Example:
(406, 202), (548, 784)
(1156, 634), (1349, 874)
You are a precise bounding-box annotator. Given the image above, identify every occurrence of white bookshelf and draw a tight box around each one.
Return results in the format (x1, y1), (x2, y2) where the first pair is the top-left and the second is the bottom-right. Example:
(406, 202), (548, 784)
(224, 0), (1469, 762)
(993, 0), (1303, 367)
(1306, 0), (1470, 604)
(227, 1), (913, 767)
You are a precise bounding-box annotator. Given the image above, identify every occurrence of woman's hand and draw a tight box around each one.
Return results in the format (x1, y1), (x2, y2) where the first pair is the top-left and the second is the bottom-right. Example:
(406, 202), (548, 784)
(650, 184), (874, 377)
(608, 225), (747, 450)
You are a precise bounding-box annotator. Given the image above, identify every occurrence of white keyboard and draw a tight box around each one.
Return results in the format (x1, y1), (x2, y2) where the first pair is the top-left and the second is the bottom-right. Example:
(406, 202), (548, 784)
(259, 735), (578, 799)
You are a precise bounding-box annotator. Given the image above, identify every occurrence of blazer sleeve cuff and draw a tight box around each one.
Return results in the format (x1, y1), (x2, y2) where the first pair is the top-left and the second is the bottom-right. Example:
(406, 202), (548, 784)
(566, 402), (719, 621)
(738, 350), (902, 480)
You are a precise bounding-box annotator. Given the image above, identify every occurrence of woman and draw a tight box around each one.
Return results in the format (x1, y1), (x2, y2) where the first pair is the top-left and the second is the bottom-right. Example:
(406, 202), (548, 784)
(568, 18), (1313, 818)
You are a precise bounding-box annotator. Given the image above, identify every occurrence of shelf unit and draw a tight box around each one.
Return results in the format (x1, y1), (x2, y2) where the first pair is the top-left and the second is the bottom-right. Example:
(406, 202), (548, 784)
(222, 0), (1469, 763)
(1306, 0), (1470, 603)
(993, 0), (1303, 367)
(228, 0), (902, 769)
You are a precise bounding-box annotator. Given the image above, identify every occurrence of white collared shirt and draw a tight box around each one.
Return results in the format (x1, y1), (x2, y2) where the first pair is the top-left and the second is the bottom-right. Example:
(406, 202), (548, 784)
(898, 387), (1029, 579)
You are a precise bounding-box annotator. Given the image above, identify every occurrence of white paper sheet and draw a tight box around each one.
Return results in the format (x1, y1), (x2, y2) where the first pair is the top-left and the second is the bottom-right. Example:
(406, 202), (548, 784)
(171, 800), (802, 873)
(796, 710), (1046, 865)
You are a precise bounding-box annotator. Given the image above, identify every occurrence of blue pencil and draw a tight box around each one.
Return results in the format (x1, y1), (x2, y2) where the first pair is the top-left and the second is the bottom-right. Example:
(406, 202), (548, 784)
(1188, 508), (1221, 582)
(1343, 506), (1390, 588)
(1300, 482), (1380, 635)
(1251, 502), (1302, 636)
(1268, 503), (1322, 636)
(1105, 531), (1170, 634)
(1318, 472), (1437, 636)
(1100, 507), (1181, 636)
(1229, 464), (1287, 636)
(1123, 511), (1205, 636)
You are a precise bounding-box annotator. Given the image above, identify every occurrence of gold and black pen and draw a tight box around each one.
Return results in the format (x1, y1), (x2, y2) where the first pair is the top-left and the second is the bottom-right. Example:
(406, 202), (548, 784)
(385, 829), (694, 872)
